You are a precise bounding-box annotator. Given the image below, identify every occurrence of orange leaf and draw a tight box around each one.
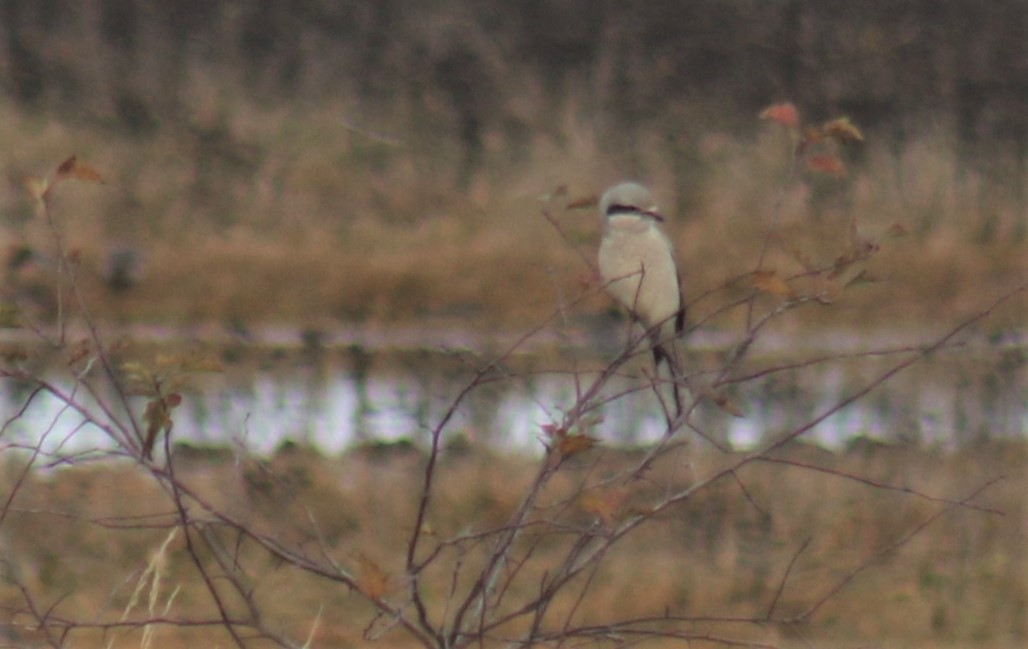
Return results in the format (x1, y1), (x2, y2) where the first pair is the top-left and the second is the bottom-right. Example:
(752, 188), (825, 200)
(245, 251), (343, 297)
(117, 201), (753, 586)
(73, 162), (106, 184)
(558, 433), (597, 458)
(565, 194), (599, 210)
(806, 155), (847, 177)
(357, 555), (390, 600)
(822, 117), (864, 143)
(752, 270), (794, 298)
(580, 492), (613, 525)
(580, 486), (628, 526)
(760, 102), (800, 128)
(55, 155), (106, 184)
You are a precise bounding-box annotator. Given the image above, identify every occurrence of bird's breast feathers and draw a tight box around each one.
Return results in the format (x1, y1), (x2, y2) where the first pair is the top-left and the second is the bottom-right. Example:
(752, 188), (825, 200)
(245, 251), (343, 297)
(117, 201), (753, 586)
(598, 222), (680, 329)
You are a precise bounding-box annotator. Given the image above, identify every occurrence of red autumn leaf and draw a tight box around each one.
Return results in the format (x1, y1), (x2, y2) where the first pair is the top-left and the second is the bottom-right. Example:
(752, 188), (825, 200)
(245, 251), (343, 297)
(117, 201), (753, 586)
(56, 156), (77, 179)
(760, 102), (800, 128)
(806, 155), (847, 177)
(55, 155), (106, 184)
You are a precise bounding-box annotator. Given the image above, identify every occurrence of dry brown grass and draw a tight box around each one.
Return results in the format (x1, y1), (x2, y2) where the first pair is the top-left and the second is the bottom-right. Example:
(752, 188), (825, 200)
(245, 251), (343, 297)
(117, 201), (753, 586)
(2, 103), (1025, 337)
(1, 439), (1023, 648)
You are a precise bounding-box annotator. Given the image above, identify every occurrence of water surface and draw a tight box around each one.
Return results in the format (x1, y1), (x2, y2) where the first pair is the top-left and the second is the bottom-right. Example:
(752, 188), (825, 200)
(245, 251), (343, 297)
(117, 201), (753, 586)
(1, 324), (1024, 460)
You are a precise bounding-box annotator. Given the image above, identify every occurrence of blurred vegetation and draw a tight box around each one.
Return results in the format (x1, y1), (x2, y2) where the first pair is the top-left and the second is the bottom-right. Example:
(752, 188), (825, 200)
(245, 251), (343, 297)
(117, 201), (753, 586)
(1, 440), (1024, 648)
(3, 1), (1026, 160)
(0, 1), (1025, 330)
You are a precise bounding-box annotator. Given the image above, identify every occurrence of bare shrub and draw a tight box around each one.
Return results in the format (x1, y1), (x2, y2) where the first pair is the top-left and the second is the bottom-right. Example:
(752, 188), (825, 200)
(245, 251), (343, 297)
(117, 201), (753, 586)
(0, 111), (1023, 649)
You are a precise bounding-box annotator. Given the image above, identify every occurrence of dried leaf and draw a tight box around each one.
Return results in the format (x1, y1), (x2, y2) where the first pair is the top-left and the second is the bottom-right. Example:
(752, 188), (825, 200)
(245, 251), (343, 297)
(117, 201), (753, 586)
(703, 389), (746, 418)
(822, 117), (864, 143)
(579, 492), (612, 524)
(142, 394), (181, 459)
(357, 555), (390, 600)
(558, 433), (598, 458)
(580, 486), (628, 527)
(73, 163), (105, 183)
(55, 156), (77, 179)
(565, 194), (599, 210)
(760, 102), (800, 128)
(56, 155), (106, 184)
(806, 155), (847, 177)
(752, 270), (794, 298)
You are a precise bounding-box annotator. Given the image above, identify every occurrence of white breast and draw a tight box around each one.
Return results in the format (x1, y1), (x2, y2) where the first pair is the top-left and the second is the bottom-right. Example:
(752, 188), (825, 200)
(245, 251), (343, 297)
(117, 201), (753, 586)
(598, 214), (680, 335)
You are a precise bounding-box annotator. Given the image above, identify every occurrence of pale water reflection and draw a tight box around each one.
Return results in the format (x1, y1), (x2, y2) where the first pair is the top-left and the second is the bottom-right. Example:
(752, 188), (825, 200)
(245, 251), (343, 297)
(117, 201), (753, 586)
(2, 328), (1025, 459)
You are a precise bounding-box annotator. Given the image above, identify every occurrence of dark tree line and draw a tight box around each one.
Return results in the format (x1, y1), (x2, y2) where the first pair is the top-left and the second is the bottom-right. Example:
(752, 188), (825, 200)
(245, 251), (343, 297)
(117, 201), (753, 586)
(1, 1), (1026, 176)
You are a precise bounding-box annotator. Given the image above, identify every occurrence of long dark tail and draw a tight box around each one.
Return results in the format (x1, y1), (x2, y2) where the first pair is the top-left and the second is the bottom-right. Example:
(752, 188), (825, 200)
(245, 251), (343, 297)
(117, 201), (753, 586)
(652, 343), (683, 422)
(648, 300), (687, 424)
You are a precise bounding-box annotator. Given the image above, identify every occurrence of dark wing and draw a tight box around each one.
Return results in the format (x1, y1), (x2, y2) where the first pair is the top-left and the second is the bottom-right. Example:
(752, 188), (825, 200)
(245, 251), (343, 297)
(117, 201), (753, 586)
(674, 272), (686, 337)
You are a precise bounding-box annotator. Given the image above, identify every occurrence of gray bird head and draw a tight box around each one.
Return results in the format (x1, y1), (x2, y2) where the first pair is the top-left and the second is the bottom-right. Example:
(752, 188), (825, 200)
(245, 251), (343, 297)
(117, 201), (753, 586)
(599, 182), (660, 221)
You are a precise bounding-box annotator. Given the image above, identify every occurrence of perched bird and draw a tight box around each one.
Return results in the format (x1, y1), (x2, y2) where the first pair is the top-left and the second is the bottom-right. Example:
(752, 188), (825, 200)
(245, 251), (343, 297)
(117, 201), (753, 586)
(598, 181), (685, 417)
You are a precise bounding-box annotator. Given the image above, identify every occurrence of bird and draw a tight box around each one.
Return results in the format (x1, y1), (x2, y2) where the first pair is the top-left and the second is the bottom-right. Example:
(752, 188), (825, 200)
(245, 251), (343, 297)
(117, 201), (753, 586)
(597, 181), (686, 418)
